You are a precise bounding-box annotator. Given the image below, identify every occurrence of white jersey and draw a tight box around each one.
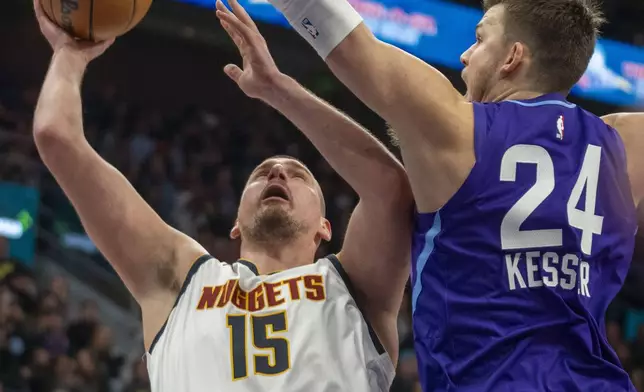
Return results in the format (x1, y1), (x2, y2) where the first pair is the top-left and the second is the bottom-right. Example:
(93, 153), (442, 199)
(145, 254), (394, 392)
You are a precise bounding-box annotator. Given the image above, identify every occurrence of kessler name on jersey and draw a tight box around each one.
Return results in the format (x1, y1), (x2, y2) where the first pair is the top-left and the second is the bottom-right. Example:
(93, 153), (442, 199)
(504, 251), (590, 297)
(196, 275), (326, 312)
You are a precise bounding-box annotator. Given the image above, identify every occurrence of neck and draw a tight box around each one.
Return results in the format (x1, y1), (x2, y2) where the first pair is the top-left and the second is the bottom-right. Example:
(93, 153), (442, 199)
(239, 238), (317, 274)
(484, 81), (567, 103)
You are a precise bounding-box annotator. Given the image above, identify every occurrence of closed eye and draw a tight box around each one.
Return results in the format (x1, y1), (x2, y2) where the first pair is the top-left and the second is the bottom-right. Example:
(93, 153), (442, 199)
(288, 168), (307, 179)
(254, 169), (269, 179)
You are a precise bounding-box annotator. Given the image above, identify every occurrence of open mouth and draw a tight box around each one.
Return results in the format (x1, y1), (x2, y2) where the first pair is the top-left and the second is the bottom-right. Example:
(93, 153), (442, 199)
(261, 183), (290, 202)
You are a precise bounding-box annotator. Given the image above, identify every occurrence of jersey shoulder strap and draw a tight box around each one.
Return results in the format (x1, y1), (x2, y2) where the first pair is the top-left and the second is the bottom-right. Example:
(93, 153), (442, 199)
(149, 254), (215, 354)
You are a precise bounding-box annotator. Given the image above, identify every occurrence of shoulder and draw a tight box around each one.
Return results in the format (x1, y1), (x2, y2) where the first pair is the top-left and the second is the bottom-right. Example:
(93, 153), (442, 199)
(600, 113), (644, 202)
(598, 113), (644, 159)
(600, 112), (621, 128)
(176, 254), (252, 288)
(601, 113), (644, 138)
(317, 254), (349, 280)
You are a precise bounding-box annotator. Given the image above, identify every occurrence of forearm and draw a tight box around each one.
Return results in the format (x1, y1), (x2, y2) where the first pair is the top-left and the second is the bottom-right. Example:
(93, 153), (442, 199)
(266, 0), (398, 113)
(326, 26), (461, 125)
(264, 74), (407, 199)
(269, 0), (467, 147)
(325, 25), (414, 118)
(33, 47), (87, 141)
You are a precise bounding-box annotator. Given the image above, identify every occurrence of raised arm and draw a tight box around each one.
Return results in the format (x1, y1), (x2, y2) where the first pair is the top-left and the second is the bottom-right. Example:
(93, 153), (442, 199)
(32, 4), (206, 310)
(326, 24), (472, 148)
(217, 1), (413, 362)
(262, 79), (413, 365)
(220, 0), (473, 211)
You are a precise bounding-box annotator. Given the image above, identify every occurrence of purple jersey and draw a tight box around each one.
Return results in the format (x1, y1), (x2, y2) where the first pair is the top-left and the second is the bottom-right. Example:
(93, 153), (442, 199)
(412, 94), (637, 391)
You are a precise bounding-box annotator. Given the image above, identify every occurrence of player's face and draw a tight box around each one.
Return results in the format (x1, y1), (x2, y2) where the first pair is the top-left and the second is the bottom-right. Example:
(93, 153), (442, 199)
(233, 157), (330, 245)
(460, 5), (511, 102)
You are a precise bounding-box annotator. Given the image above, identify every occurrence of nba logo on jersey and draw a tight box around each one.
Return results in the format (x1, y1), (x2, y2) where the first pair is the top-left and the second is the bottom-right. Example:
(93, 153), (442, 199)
(556, 115), (565, 140)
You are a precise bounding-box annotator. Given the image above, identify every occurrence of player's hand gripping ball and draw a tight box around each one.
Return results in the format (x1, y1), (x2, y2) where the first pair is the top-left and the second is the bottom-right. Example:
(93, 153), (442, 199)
(39, 0), (153, 41)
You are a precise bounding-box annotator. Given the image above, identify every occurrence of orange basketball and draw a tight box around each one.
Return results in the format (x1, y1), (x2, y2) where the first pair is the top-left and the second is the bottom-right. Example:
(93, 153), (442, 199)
(40, 0), (153, 41)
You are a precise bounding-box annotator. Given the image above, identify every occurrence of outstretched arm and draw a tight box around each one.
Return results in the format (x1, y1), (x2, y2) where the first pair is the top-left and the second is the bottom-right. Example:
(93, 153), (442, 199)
(217, 1), (413, 362)
(32, 3), (206, 307)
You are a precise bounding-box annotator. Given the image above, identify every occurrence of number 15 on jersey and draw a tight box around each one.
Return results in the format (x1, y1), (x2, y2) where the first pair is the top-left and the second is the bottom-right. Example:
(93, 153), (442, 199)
(226, 312), (291, 381)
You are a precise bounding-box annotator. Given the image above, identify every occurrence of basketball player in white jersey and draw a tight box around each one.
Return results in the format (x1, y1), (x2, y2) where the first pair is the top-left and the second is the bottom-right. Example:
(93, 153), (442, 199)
(31, 0), (412, 391)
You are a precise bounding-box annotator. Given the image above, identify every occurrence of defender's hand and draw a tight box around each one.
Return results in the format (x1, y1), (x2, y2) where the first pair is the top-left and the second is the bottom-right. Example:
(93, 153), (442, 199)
(33, 0), (114, 64)
(216, 0), (284, 100)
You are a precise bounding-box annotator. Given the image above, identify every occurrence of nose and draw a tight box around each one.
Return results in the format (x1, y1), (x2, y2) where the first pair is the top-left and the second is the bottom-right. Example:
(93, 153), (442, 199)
(267, 164), (287, 181)
(460, 52), (469, 67)
(460, 46), (472, 67)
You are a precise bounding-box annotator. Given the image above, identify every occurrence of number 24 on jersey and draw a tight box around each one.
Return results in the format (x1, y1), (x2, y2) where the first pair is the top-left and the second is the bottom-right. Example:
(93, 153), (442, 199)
(500, 144), (604, 255)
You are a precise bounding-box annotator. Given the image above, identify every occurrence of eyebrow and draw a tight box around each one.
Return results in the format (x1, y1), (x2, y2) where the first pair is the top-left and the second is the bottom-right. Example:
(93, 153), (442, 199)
(252, 160), (312, 178)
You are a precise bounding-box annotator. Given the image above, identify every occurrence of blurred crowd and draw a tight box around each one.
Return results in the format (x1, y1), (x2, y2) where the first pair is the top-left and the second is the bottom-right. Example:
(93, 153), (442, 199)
(607, 307), (644, 391)
(0, 259), (150, 392)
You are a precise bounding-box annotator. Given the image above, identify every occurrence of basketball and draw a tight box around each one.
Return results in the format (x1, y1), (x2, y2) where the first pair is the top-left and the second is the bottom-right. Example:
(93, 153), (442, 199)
(40, 0), (153, 41)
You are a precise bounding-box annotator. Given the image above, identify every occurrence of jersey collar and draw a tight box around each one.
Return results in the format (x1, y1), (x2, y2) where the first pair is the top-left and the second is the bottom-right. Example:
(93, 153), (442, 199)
(506, 92), (570, 104)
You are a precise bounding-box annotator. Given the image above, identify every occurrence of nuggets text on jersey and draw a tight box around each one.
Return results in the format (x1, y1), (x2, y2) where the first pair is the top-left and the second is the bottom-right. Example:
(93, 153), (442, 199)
(196, 275), (326, 311)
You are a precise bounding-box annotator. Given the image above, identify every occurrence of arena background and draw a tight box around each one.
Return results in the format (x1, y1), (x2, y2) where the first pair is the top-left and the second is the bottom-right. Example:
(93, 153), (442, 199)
(1, 0), (643, 391)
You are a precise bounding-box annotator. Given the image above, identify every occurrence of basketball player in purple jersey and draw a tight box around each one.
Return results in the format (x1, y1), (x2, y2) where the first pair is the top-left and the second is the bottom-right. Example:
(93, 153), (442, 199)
(218, 0), (644, 390)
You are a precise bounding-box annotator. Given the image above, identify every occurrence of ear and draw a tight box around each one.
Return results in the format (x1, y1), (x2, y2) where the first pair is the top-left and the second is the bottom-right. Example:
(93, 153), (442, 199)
(318, 218), (332, 242)
(500, 42), (525, 76)
(230, 220), (241, 240)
